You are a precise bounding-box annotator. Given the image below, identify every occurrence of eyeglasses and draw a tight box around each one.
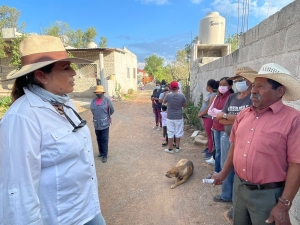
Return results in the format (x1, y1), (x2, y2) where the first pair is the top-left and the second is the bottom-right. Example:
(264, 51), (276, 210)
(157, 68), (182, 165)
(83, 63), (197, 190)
(55, 104), (87, 132)
(233, 77), (246, 83)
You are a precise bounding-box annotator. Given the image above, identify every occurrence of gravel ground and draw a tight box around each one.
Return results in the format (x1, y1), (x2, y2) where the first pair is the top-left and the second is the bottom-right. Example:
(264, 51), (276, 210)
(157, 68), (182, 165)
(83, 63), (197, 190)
(75, 90), (233, 225)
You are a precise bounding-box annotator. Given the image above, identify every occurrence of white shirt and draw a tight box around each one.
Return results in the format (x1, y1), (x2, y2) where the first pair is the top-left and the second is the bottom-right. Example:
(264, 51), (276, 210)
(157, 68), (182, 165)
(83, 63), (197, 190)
(160, 111), (167, 127)
(0, 89), (101, 225)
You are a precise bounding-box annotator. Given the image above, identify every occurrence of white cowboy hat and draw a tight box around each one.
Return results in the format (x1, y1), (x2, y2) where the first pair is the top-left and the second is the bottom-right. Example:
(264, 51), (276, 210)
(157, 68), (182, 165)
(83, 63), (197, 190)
(240, 63), (300, 101)
(228, 67), (258, 80)
(4, 35), (92, 81)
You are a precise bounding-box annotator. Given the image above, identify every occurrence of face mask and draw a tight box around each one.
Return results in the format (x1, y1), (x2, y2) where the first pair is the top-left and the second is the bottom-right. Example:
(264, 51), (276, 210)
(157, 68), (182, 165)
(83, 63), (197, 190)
(156, 86), (160, 90)
(235, 81), (249, 92)
(96, 94), (103, 98)
(162, 85), (165, 88)
(218, 86), (229, 94)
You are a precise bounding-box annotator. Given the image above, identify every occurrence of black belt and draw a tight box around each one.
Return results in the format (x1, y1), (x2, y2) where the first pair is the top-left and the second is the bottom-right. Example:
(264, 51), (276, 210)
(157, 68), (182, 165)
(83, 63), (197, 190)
(239, 177), (285, 190)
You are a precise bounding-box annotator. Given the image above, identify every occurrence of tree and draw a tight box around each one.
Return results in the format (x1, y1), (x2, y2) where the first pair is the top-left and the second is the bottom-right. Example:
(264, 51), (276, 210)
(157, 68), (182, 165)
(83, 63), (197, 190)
(225, 34), (239, 52)
(167, 49), (190, 81)
(144, 54), (164, 78)
(43, 21), (70, 37)
(83, 27), (97, 45)
(0, 5), (25, 58)
(0, 5), (26, 30)
(99, 36), (107, 48)
(184, 36), (198, 62)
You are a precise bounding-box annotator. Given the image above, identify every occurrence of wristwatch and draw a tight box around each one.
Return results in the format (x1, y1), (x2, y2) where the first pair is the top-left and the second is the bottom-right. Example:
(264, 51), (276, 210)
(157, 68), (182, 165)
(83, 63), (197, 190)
(278, 197), (291, 207)
(222, 113), (228, 119)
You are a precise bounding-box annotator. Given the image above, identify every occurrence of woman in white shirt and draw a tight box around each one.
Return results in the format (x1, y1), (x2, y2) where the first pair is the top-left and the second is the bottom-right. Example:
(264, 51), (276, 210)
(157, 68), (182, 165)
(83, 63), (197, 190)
(0, 36), (105, 225)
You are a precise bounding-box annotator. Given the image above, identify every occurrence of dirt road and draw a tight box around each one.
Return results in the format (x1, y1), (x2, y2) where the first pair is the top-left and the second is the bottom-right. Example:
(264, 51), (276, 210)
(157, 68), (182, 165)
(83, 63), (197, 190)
(78, 90), (232, 225)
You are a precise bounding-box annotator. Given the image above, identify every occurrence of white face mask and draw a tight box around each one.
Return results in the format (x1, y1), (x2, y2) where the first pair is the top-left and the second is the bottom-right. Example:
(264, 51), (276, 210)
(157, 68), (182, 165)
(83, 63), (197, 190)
(235, 81), (249, 92)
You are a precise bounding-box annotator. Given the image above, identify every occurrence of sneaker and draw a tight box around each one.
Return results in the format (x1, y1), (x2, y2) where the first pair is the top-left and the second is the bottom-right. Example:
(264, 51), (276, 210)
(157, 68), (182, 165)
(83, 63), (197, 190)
(203, 152), (213, 160)
(98, 154), (103, 157)
(153, 126), (158, 129)
(157, 127), (162, 131)
(213, 195), (232, 203)
(205, 157), (215, 165)
(164, 149), (174, 154)
(201, 148), (208, 154)
(175, 147), (181, 153)
(102, 156), (107, 163)
(227, 207), (233, 221)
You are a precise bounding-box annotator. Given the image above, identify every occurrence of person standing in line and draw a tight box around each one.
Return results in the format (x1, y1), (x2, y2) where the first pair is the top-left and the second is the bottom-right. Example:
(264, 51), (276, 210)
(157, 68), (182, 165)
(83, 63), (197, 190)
(163, 81), (187, 154)
(207, 77), (234, 173)
(213, 63), (300, 225)
(90, 85), (114, 163)
(197, 79), (219, 160)
(0, 35), (106, 224)
(160, 105), (168, 146)
(151, 81), (163, 130)
(213, 68), (256, 220)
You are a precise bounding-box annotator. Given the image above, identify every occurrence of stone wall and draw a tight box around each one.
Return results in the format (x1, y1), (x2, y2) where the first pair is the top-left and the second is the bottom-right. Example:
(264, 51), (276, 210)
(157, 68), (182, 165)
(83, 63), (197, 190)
(190, 0), (300, 223)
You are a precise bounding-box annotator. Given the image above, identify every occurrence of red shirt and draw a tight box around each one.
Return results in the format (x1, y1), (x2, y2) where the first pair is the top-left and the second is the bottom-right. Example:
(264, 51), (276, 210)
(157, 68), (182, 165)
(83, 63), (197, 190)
(230, 100), (300, 184)
(212, 91), (231, 131)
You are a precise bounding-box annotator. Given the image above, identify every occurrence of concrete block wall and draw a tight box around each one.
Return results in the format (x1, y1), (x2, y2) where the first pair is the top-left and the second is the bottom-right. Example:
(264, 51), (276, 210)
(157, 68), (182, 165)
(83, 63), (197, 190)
(190, 1), (300, 223)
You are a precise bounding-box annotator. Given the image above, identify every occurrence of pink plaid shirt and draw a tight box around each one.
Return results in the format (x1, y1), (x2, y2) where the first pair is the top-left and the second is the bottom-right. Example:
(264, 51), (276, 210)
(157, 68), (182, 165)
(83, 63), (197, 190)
(230, 100), (300, 184)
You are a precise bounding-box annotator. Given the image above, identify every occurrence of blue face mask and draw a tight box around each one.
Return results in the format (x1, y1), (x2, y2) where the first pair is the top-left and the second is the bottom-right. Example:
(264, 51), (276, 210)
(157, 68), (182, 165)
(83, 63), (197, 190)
(235, 81), (249, 92)
(156, 86), (160, 90)
(96, 94), (103, 98)
(162, 85), (165, 88)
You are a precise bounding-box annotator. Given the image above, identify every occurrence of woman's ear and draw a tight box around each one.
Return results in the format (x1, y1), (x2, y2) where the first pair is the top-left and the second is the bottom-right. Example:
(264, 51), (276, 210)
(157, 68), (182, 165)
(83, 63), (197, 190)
(34, 70), (48, 84)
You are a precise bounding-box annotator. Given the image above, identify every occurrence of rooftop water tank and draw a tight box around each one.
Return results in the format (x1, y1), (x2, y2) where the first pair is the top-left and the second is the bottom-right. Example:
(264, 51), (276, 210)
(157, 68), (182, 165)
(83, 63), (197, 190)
(87, 42), (97, 48)
(199, 12), (225, 44)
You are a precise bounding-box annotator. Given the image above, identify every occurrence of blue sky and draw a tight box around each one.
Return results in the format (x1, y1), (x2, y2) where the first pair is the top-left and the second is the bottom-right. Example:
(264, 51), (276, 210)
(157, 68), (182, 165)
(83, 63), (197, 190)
(2, 0), (294, 68)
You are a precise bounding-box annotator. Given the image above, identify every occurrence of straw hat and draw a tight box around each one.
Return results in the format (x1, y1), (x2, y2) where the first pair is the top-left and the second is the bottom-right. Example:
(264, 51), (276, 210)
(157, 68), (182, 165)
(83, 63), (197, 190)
(240, 63), (300, 101)
(5, 35), (92, 81)
(93, 85), (106, 93)
(228, 67), (257, 80)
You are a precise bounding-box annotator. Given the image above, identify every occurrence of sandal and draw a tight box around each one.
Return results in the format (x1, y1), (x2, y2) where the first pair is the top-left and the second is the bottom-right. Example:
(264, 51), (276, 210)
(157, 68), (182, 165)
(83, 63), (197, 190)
(162, 143), (168, 146)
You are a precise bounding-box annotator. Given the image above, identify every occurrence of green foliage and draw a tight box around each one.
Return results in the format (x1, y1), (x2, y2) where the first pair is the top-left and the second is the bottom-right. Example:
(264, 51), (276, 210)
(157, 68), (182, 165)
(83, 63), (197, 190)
(225, 34), (239, 52)
(144, 54), (172, 82)
(0, 5), (26, 58)
(167, 49), (190, 81)
(115, 82), (122, 96)
(183, 93), (203, 131)
(0, 96), (11, 116)
(99, 36), (107, 48)
(127, 88), (134, 94)
(43, 22), (100, 48)
(184, 36), (198, 62)
(10, 35), (27, 69)
(0, 5), (26, 30)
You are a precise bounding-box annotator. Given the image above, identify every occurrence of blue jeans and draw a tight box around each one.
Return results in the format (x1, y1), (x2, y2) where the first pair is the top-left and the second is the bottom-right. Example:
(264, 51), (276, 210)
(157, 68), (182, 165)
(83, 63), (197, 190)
(220, 133), (234, 201)
(84, 213), (106, 225)
(95, 128), (109, 157)
(213, 130), (225, 173)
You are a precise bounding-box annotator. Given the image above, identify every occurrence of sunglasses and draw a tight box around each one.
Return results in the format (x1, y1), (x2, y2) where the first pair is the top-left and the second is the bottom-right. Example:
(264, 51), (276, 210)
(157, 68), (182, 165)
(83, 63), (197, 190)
(56, 104), (87, 132)
(233, 77), (246, 83)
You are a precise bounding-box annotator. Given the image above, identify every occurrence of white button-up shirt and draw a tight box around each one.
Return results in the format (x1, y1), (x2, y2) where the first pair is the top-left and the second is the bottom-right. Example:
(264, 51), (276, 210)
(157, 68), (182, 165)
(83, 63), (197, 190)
(0, 89), (101, 225)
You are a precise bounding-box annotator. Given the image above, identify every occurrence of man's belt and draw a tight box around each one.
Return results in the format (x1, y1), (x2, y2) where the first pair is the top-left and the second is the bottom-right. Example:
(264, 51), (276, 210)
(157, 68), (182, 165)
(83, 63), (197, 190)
(239, 177), (285, 190)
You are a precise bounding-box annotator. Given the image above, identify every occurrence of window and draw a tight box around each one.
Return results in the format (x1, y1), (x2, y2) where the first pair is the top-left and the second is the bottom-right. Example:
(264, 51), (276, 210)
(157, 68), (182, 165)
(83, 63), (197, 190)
(127, 67), (130, 78)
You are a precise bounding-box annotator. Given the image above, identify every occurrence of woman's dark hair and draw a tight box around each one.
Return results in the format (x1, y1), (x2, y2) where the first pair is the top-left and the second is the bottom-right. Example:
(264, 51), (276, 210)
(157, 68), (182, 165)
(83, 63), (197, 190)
(161, 80), (166, 85)
(11, 63), (55, 103)
(207, 79), (219, 92)
(156, 81), (161, 85)
(161, 105), (167, 111)
(220, 77), (234, 93)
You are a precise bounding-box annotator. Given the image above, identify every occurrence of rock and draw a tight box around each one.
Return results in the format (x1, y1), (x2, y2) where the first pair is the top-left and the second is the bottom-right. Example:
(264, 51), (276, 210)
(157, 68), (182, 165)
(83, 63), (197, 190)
(194, 134), (208, 146)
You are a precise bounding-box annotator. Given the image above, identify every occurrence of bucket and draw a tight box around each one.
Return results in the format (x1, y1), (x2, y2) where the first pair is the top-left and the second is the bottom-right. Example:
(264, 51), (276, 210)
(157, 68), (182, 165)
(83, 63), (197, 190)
(109, 75), (115, 80)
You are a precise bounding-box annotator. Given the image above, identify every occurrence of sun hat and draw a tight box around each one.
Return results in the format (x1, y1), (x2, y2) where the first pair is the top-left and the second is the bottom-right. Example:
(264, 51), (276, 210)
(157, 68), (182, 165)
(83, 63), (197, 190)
(240, 63), (300, 101)
(227, 67), (258, 80)
(4, 35), (92, 81)
(170, 81), (179, 90)
(93, 85), (106, 93)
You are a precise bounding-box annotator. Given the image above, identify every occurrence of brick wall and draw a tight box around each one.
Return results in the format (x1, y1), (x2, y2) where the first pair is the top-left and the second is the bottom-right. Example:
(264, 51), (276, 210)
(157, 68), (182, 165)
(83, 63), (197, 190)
(190, 1), (300, 223)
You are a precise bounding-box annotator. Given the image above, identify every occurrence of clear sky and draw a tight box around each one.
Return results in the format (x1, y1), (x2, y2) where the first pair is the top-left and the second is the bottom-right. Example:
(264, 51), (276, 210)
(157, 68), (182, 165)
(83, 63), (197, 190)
(2, 0), (294, 68)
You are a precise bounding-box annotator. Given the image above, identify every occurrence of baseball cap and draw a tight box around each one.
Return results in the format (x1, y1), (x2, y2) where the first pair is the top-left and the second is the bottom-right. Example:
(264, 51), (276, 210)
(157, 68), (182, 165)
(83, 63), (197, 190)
(170, 81), (179, 90)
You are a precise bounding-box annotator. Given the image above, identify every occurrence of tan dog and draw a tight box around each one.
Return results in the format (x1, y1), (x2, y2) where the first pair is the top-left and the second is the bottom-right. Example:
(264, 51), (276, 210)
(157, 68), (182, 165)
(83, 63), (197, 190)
(165, 159), (194, 189)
